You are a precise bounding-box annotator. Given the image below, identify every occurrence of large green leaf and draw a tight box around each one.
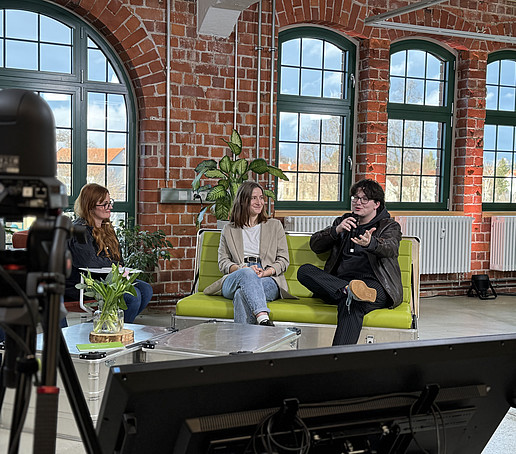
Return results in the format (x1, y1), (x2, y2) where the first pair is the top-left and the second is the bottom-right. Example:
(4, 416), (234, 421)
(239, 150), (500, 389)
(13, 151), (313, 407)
(267, 164), (289, 181)
(219, 179), (229, 189)
(230, 182), (240, 198)
(264, 189), (276, 200)
(192, 172), (203, 190)
(248, 158), (269, 174)
(219, 155), (232, 173)
(223, 140), (242, 156)
(194, 160), (217, 173)
(215, 199), (231, 220)
(230, 129), (242, 147)
(205, 169), (226, 179)
(232, 158), (248, 176)
(206, 184), (229, 201)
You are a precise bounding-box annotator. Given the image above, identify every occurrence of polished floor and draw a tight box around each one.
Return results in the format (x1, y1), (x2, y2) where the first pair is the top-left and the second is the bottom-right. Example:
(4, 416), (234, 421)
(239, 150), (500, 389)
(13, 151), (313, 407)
(2, 294), (516, 453)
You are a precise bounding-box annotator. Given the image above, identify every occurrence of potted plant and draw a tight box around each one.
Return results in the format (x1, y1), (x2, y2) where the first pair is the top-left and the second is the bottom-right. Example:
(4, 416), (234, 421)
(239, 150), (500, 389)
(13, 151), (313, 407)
(192, 129), (289, 228)
(76, 264), (139, 334)
(116, 219), (173, 283)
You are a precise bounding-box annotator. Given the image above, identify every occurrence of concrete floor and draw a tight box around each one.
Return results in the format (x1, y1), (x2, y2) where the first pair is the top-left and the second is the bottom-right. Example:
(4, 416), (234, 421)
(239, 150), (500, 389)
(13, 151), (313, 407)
(2, 294), (516, 453)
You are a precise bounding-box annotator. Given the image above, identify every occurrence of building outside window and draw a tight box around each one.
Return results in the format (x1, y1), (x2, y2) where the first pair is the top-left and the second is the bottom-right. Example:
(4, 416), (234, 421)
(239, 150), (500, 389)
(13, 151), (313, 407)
(275, 27), (355, 210)
(386, 41), (455, 210)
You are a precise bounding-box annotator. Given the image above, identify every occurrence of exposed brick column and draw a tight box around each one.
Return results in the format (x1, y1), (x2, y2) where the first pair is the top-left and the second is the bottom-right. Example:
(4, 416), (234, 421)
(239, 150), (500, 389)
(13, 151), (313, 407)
(454, 49), (488, 273)
(356, 36), (390, 186)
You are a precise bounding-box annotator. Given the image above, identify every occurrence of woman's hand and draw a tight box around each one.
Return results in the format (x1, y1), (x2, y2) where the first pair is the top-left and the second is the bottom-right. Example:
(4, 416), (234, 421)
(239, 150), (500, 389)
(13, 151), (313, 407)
(251, 265), (275, 278)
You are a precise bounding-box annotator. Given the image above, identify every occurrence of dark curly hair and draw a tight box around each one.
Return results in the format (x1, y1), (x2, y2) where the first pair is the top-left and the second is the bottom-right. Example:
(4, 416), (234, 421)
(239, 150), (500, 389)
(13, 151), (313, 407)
(350, 179), (385, 212)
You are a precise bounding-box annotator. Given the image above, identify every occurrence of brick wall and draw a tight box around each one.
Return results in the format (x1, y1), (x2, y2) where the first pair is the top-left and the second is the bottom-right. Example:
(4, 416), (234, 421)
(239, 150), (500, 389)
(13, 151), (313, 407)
(52, 0), (516, 305)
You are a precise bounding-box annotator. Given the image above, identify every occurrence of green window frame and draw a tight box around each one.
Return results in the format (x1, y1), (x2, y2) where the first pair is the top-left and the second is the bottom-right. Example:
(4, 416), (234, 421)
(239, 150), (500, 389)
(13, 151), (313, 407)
(483, 50), (516, 210)
(386, 41), (455, 210)
(0, 0), (136, 225)
(275, 27), (355, 211)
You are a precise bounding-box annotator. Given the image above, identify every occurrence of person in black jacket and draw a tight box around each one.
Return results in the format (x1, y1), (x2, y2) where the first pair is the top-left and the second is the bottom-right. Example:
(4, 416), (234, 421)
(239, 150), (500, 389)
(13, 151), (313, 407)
(297, 179), (403, 345)
(65, 183), (152, 323)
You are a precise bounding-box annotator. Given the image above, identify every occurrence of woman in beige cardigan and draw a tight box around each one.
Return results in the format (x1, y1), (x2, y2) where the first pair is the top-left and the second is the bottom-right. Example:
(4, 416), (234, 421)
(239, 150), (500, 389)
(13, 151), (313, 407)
(204, 181), (295, 325)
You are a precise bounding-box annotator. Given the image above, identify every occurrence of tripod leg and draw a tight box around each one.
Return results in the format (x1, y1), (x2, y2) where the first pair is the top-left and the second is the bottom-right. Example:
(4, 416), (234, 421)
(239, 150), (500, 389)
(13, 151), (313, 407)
(58, 330), (103, 454)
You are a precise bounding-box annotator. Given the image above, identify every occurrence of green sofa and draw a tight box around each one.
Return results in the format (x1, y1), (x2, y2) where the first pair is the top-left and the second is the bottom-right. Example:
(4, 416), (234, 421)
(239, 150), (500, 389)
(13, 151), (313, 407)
(174, 229), (420, 348)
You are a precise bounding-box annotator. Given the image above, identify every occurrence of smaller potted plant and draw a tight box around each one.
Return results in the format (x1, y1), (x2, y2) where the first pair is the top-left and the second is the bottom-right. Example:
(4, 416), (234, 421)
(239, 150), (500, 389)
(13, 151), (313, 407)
(76, 264), (140, 334)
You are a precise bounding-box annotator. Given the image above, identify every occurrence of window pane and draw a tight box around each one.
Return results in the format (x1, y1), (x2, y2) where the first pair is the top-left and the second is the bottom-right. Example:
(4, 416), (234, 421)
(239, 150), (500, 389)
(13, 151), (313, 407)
(300, 68), (322, 97)
(107, 94), (127, 131)
(483, 152), (495, 176)
(41, 16), (72, 44)
(495, 153), (513, 177)
(500, 59), (516, 86)
(323, 71), (343, 98)
(407, 50), (425, 78)
(278, 142), (298, 170)
(320, 173), (339, 201)
(107, 63), (120, 84)
(298, 173), (319, 201)
(494, 179), (511, 202)
(299, 143), (319, 170)
(404, 121), (423, 147)
(5, 10), (37, 40)
(497, 126), (514, 151)
(88, 48), (107, 82)
(406, 78), (424, 104)
(425, 80), (443, 106)
(87, 165), (105, 186)
(41, 92), (72, 128)
(484, 125), (496, 150)
(41, 43), (71, 73)
(499, 86), (515, 111)
(423, 122), (440, 148)
(390, 51), (406, 77)
(387, 119), (403, 146)
(57, 163), (72, 195)
(387, 147), (402, 174)
(486, 85), (498, 110)
(426, 54), (443, 80)
(6, 40), (37, 70)
(321, 116), (341, 143)
(421, 177), (438, 202)
(422, 149), (439, 175)
(56, 129), (71, 161)
(277, 172), (297, 201)
(281, 39), (300, 66)
(324, 42), (343, 71)
(88, 92), (106, 130)
(302, 38), (323, 69)
(280, 67), (299, 95)
(299, 114), (320, 142)
(386, 175), (401, 202)
(321, 145), (340, 172)
(107, 165), (126, 201)
(483, 177), (494, 202)
(88, 131), (105, 163)
(389, 77), (405, 103)
(279, 112), (298, 141)
(401, 176), (420, 202)
(107, 133), (127, 164)
(486, 60), (500, 85)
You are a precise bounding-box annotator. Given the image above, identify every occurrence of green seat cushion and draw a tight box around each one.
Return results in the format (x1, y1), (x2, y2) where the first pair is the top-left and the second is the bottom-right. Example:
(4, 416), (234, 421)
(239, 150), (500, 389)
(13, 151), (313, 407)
(177, 294), (414, 329)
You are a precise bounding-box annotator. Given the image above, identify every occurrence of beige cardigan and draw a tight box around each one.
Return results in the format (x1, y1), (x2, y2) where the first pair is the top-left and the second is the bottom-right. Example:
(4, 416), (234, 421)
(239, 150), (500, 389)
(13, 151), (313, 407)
(203, 218), (296, 299)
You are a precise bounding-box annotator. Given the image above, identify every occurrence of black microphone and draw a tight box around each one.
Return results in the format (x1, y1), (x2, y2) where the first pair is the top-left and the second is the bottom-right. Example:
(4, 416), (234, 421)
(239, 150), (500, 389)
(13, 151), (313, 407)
(349, 214), (359, 253)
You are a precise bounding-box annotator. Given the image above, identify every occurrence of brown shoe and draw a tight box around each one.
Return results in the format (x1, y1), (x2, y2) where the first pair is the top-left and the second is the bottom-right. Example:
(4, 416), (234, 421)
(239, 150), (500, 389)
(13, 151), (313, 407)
(348, 280), (376, 302)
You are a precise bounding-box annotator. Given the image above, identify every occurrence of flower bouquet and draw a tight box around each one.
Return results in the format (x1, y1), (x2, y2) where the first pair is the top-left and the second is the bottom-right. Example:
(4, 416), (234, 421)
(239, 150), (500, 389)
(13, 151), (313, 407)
(76, 263), (139, 334)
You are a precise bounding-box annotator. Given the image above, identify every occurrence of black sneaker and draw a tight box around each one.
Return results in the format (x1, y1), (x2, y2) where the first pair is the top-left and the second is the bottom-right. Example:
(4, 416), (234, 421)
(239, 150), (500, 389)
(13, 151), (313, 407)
(259, 319), (275, 327)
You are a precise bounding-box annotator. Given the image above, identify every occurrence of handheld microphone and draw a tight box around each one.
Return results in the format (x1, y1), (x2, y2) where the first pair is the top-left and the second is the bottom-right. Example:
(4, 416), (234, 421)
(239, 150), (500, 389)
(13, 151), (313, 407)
(349, 214), (359, 253)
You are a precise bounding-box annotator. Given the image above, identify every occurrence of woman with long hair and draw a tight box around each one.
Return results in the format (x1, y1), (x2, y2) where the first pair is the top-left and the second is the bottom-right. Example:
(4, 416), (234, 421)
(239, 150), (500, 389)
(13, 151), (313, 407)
(204, 181), (295, 325)
(65, 183), (152, 323)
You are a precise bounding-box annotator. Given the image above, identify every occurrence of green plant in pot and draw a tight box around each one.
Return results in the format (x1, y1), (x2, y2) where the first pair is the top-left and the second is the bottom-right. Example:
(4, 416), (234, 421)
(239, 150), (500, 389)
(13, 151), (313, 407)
(116, 219), (173, 283)
(192, 129), (289, 228)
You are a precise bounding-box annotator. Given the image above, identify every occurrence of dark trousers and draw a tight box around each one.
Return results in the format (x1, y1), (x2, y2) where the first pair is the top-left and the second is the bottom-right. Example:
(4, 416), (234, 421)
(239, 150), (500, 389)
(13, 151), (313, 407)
(297, 264), (388, 345)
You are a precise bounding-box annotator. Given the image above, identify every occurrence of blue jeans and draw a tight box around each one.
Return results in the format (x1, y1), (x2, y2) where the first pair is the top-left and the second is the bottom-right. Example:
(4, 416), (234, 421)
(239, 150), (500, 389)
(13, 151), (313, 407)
(123, 279), (153, 323)
(221, 263), (279, 324)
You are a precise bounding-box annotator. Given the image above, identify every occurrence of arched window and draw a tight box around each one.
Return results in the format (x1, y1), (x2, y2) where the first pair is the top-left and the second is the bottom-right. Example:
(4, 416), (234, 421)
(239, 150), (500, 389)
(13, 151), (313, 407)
(386, 41), (455, 209)
(275, 27), (356, 210)
(483, 51), (516, 209)
(0, 0), (136, 227)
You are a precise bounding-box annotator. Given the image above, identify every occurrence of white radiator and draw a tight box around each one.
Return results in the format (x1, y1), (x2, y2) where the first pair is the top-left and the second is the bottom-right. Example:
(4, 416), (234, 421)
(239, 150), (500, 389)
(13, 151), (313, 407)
(284, 216), (335, 233)
(490, 216), (516, 271)
(397, 216), (472, 274)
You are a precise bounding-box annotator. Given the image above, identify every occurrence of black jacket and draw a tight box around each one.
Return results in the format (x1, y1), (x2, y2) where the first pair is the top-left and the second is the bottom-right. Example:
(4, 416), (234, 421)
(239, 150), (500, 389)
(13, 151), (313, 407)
(309, 208), (403, 308)
(64, 218), (123, 300)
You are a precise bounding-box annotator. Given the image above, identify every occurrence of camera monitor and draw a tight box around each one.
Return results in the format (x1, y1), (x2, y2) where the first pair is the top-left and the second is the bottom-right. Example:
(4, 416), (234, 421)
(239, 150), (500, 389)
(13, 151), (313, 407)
(97, 334), (516, 454)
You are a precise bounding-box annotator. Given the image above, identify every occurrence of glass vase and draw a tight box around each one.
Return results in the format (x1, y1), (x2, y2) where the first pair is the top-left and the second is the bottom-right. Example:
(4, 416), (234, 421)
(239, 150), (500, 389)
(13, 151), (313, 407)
(92, 308), (124, 334)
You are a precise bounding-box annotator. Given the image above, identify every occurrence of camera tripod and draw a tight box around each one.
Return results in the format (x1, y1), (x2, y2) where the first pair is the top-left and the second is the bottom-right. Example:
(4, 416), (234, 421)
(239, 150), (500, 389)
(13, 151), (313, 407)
(0, 215), (102, 454)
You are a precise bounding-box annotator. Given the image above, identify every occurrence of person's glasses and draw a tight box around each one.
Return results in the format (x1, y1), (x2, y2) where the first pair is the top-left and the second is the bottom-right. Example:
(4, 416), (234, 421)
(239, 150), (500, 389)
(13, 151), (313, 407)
(351, 195), (370, 205)
(96, 200), (114, 209)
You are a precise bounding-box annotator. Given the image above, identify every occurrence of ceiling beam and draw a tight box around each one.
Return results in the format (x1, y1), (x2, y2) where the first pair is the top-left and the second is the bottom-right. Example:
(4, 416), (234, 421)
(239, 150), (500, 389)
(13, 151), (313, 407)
(373, 20), (516, 45)
(365, 0), (449, 25)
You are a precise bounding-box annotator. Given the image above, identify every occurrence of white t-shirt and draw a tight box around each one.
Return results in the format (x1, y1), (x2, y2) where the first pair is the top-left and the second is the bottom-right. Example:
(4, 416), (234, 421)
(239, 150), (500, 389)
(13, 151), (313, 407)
(242, 224), (261, 259)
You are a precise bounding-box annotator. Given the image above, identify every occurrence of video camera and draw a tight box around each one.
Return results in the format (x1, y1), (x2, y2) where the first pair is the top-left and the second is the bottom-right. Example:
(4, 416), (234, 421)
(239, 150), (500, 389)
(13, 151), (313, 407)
(0, 89), (99, 454)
